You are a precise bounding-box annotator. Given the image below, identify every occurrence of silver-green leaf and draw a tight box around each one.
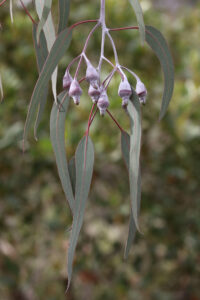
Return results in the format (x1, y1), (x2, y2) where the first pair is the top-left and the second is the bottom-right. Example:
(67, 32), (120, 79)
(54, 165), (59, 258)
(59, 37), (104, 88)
(36, 0), (52, 44)
(58, 0), (71, 34)
(23, 26), (72, 147)
(67, 136), (94, 289)
(129, 0), (145, 44)
(50, 91), (74, 213)
(145, 25), (174, 120)
(68, 156), (76, 196)
(121, 131), (141, 259)
(0, 74), (3, 102)
(127, 91), (142, 232)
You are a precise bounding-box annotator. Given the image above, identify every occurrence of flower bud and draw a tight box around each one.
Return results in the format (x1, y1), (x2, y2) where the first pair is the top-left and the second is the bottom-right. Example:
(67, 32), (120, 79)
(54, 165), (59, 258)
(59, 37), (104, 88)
(97, 91), (109, 116)
(88, 85), (100, 103)
(118, 79), (132, 107)
(86, 63), (99, 88)
(136, 81), (147, 104)
(63, 70), (73, 90)
(69, 79), (82, 105)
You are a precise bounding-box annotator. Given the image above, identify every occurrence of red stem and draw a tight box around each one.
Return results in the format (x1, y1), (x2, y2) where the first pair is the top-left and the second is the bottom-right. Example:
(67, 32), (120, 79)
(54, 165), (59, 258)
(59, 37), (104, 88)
(109, 26), (139, 32)
(19, 0), (37, 25)
(0, 0), (7, 7)
(70, 20), (98, 30)
(106, 109), (124, 132)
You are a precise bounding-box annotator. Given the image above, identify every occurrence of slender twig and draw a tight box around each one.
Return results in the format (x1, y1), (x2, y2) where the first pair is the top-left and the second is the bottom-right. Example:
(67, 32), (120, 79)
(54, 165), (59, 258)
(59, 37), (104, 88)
(106, 109), (124, 132)
(19, 0), (37, 25)
(109, 26), (139, 32)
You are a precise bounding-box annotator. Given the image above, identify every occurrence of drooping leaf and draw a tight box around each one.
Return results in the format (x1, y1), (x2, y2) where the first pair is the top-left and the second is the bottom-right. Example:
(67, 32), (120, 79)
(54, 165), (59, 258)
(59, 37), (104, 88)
(23, 26), (72, 146)
(32, 24), (49, 140)
(58, 0), (70, 34)
(68, 156), (76, 196)
(36, 0), (52, 44)
(9, 0), (13, 23)
(121, 131), (141, 259)
(0, 74), (3, 102)
(129, 0), (145, 44)
(127, 91), (142, 232)
(145, 25), (174, 120)
(35, 0), (58, 105)
(50, 91), (74, 213)
(67, 136), (94, 289)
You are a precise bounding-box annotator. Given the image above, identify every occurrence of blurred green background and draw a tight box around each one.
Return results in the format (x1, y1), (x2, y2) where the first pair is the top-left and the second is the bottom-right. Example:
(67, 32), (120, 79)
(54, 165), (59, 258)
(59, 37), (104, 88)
(0, 0), (200, 299)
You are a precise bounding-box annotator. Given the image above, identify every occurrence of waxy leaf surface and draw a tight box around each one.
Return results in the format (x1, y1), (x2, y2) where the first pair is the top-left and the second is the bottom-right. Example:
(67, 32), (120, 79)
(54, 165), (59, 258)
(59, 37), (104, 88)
(58, 0), (70, 34)
(129, 0), (145, 44)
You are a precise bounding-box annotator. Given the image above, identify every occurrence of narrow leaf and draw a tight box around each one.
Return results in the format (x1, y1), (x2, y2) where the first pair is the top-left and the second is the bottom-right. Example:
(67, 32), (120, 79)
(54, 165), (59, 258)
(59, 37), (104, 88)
(129, 0), (145, 44)
(121, 131), (141, 259)
(145, 25), (174, 119)
(50, 91), (74, 213)
(68, 156), (76, 196)
(32, 24), (49, 139)
(35, 0), (58, 105)
(58, 0), (70, 34)
(23, 26), (72, 146)
(0, 74), (3, 102)
(67, 136), (94, 289)
(127, 91), (142, 232)
(36, 0), (52, 44)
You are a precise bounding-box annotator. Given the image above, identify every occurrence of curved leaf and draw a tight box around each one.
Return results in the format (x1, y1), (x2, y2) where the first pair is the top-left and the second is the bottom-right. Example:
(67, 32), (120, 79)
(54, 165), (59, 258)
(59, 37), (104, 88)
(127, 91), (142, 232)
(58, 0), (70, 34)
(50, 91), (74, 213)
(36, 0), (52, 44)
(129, 0), (145, 44)
(145, 25), (174, 120)
(35, 0), (58, 105)
(67, 136), (94, 289)
(23, 26), (72, 147)
(121, 131), (141, 259)
(32, 24), (49, 140)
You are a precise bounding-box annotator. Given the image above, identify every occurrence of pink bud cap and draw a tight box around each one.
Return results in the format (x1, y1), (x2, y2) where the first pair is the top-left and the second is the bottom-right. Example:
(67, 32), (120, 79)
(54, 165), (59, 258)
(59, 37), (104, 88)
(86, 63), (99, 88)
(136, 81), (147, 104)
(88, 85), (100, 103)
(69, 79), (82, 105)
(63, 70), (73, 90)
(97, 91), (109, 116)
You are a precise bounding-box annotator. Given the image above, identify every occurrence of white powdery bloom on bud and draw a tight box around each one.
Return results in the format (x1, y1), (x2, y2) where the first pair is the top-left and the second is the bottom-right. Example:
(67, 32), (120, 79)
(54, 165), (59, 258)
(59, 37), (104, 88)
(88, 85), (100, 103)
(86, 63), (100, 88)
(118, 78), (132, 107)
(63, 69), (73, 90)
(136, 80), (147, 104)
(97, 90), (109, 116)
(69, 79), (82, 105)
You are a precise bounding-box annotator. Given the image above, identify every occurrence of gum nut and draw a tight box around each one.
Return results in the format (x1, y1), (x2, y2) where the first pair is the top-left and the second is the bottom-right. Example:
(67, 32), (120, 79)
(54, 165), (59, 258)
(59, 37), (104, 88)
(86, 64), (99, 87)
(118, 79), (132, 99)
(69, 79), (82, 98)
(136, 81), (147, 97)
(97, 93), (109, 116)
(88, 85), (100, 103)
(63, 71), (73, 90)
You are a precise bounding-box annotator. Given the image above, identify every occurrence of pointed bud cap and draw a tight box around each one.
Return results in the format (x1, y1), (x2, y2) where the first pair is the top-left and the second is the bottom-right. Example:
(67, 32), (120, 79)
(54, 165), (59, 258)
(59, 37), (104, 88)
(118, 79), (132, 107)
(136, 81), (147, 104)
(88, 85), (100, 103)
(69, 79), (82, 105)
(97, 91), (109, 116)
(63, 70), (73, 90)
(86, 63), (100, 88)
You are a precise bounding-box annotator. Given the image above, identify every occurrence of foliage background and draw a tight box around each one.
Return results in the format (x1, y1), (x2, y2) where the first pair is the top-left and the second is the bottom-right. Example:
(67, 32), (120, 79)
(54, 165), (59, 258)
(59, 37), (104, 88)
(0, 0), (200, 299)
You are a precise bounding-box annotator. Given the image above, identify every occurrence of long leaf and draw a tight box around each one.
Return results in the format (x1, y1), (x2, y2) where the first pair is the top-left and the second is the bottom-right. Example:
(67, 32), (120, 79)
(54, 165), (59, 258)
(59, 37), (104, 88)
(68, 156), (76, 196)
(145, 25), (174, 120)
(32, 24), (49, 140)
(50, 91), (74, 213)
(121, 131), (141, 259)
(67, 136), (94, 289)
(58, 0), (70, 34)
(129, 0), (145, 44)
(36, 0), (52, 44)
(0, 74), (3, 102)
(127, 91), (142, 232)
(35, 0), (58, 105)
(23, 26), (72, 147)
